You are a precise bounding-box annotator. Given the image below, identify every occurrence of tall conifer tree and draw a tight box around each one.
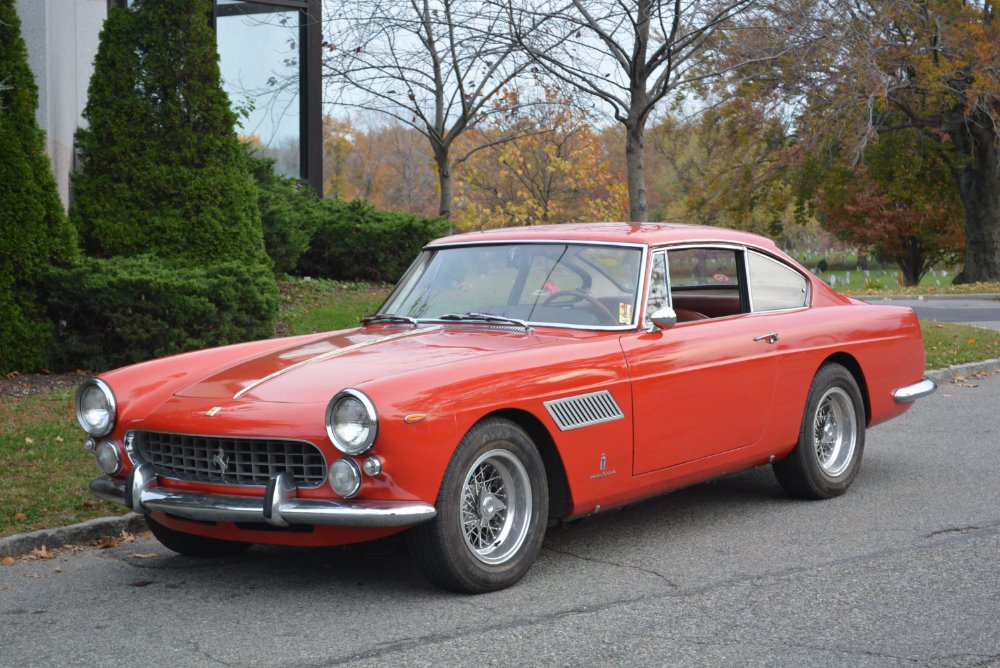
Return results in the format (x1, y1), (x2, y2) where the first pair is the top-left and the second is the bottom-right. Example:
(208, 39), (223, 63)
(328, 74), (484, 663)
(0, 0), (78, 372)
(72, 0), (267, 267)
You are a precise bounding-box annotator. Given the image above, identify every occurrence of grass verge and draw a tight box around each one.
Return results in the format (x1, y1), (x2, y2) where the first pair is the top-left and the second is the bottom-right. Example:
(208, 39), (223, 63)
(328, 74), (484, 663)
(0, 388), (123, 539)
(921, 320), (1000, 370)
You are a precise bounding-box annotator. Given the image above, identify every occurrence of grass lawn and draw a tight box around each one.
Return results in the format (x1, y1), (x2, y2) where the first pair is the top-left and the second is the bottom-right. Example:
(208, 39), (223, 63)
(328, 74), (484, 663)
(2, 278), (999, 540)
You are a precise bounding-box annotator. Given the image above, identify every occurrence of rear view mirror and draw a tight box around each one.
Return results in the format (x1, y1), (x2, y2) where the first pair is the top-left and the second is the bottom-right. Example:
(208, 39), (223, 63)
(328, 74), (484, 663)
(650, 306), (677, 330)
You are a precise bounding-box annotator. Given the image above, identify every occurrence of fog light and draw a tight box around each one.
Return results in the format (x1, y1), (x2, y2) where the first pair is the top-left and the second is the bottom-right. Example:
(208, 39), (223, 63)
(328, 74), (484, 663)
(329, 457), (361, 498)
(362, 455), (382, 477)
(95, 440), (122, 475)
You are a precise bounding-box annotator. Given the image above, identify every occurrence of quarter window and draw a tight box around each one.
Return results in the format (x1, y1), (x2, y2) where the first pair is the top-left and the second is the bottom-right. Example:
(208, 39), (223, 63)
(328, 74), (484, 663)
(747, 251), (809, 311)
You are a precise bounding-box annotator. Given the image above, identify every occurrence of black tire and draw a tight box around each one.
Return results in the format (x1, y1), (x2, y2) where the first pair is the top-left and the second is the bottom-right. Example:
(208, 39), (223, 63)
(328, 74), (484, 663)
(773, 363), (866, 499)
(407, 417), (548, 593)
(145, 516), (252, 557)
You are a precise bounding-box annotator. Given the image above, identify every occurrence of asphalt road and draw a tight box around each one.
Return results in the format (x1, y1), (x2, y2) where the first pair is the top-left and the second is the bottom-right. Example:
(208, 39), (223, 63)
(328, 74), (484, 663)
(2, 375), (1000, 667)
(863, 295), (1000, 330)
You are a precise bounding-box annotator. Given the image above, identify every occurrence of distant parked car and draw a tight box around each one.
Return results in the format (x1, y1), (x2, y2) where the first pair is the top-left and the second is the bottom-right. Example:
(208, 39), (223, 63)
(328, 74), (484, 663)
(77, 223), (934, 592)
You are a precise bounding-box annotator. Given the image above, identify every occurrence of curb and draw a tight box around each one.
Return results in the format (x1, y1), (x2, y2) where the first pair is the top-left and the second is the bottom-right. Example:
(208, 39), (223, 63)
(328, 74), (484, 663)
(925, 358), (1000, 384)
(850, 293), (1000, 302)
(3, 358), (1000, 560)
(0, 513), (147, 559)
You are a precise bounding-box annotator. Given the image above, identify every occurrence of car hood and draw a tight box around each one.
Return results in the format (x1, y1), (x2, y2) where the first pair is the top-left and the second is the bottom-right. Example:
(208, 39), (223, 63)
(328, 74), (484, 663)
(174, 325), (553, 404)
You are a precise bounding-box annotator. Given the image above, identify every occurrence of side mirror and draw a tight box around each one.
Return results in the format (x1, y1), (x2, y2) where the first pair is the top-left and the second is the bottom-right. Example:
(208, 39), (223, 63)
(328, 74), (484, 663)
(650, 306), (677, 330)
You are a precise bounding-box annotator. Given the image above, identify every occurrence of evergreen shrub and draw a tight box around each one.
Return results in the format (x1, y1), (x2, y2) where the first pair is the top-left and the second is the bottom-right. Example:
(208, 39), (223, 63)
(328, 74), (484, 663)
(70, 0), (266, 267)
(44, 256), (279, 372)
(247, 149), (324, 275)
(0, 0), (79, 372)
(299, 201), (448, 282)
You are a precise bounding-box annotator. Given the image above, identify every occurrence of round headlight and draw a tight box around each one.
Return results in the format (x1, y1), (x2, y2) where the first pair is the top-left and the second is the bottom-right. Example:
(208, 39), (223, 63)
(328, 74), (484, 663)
(94, 440), (123, 475)
(329, 457), (362, 498)
(326, 389), (378, 455)
(75, 379), (117, 437)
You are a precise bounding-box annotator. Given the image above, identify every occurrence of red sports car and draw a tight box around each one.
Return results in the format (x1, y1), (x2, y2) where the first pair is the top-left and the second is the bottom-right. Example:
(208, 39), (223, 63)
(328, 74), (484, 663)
(76, 223), (935, 592)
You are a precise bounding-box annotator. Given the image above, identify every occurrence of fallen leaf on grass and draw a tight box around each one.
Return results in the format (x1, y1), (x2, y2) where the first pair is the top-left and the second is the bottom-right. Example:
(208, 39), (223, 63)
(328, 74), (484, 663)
(24, 437), (34, 445)
(14, 512), (26, 521)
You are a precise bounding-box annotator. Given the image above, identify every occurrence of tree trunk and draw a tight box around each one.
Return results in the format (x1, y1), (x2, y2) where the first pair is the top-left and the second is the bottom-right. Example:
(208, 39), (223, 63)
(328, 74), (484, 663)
(951, 123), (1000, 284)
(897, 236), (923, 287)
(433, 146), (453, 230)
(625, 122), (648, 222)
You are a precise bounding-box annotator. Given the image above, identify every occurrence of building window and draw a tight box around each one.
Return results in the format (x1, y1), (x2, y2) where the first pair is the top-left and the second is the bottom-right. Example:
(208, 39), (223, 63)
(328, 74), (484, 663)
(109, 0), (322, 194)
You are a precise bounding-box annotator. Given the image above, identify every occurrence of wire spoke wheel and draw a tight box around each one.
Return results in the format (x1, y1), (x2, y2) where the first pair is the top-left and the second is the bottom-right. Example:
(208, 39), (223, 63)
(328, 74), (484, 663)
(407, 418), (548, 592)
(460, 448), (532, 565)
(813, 387), (857, 477)
(772, 363), (866, 499)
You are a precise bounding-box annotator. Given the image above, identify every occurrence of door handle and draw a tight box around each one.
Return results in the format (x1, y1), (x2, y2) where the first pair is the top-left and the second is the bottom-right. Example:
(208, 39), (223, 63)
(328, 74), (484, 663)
(754, 333), (779, 344)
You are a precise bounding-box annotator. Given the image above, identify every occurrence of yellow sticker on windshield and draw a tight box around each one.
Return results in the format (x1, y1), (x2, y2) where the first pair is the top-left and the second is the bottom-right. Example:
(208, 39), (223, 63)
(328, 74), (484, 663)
(619, 303), (632, 324)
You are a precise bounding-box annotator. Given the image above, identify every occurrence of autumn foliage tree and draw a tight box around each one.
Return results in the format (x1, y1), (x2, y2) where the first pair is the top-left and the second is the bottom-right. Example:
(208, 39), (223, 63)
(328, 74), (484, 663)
(647, 104), (793, 236)
(808, 129), (964, 286)
(454, 88), (627, 229)
(728, 0), (1000, 282)
(323, 0), (532, 221)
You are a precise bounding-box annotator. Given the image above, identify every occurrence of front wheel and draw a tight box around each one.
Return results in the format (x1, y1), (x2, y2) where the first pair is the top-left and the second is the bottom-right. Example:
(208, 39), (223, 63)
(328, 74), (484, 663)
(407, 418), (548, 593)
(773, 363), (866, 499)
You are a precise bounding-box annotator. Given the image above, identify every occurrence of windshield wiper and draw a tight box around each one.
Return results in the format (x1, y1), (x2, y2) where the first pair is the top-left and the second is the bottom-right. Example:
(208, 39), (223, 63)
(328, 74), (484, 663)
(360, 313), (420, 327)
(438, 312), (533, 331)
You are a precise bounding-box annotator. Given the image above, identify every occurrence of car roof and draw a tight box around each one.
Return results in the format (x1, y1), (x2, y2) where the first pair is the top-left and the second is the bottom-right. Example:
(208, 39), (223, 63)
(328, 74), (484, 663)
(429, 222), (780, 251)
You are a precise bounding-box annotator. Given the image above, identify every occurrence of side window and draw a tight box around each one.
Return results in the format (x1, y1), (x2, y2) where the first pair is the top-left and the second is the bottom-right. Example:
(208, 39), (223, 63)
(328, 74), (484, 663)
(666, 247), (745, 321)
(747, 251), (809, 311)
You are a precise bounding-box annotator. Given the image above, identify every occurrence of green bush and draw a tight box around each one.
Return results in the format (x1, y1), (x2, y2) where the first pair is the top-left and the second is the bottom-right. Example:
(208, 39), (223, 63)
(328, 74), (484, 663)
(299, 200), (448, 282)
(43, 256), (279, 372)
(247, 149), (324, 275)
(70, 0), (266, 268)
(0, 0), (79, 372)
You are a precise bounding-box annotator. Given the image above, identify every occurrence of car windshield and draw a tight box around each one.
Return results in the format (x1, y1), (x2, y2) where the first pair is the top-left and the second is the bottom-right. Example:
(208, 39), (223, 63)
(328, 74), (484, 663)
(379, 243), (644, 328)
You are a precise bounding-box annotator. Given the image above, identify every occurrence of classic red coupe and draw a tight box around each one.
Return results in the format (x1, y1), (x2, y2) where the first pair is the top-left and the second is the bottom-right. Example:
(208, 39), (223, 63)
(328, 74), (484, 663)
(77, 223), (935, 592)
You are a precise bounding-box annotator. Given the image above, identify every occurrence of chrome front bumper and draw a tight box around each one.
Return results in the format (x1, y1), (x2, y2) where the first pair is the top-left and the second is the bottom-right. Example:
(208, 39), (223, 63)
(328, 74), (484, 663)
(893, 378), (937, 403)
(91, 463), (436, 528)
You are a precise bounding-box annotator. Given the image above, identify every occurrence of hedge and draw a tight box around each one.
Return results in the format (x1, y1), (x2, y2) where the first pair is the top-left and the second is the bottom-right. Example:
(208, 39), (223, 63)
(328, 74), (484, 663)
(43, 256), (279, 372)
(298, 200), (449, 282)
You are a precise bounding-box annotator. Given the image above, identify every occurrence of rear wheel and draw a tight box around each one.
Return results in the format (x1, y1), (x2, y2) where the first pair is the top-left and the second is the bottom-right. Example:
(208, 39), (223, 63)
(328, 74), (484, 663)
(773, 363), (866, 499)
(408, 418), (548, 593)
(145, 516), (252, 557)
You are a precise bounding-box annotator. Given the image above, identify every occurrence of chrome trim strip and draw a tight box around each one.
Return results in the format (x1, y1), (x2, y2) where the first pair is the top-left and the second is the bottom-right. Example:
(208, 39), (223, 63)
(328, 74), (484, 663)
(90, 476), (437, 528)
(893, 379), (937, 403)
(233, 326), (442, 399)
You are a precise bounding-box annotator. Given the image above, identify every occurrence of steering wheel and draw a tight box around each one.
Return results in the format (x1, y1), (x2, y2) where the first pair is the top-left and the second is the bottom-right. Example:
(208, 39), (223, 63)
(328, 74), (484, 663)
(542, 290), (616, 323)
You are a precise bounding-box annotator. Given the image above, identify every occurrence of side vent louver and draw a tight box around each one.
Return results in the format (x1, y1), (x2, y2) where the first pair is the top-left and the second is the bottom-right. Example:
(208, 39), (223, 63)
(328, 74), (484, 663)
(544, 390), (624, 432)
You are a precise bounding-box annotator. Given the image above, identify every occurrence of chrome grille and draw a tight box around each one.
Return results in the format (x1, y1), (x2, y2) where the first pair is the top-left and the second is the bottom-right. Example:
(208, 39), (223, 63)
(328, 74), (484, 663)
(130, 431), (327, 488)
(544, 390), (625, 431)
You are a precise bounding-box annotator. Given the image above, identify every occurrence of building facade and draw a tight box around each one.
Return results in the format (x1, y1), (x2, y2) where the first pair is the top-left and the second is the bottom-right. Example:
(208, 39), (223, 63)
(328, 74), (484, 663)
(15, 0), (322, 209)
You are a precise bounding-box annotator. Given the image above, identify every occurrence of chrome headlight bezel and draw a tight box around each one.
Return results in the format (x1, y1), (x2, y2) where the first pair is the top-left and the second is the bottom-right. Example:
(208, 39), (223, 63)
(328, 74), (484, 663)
(326, 389), (378, 455)
(75, 378), (117, 437)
